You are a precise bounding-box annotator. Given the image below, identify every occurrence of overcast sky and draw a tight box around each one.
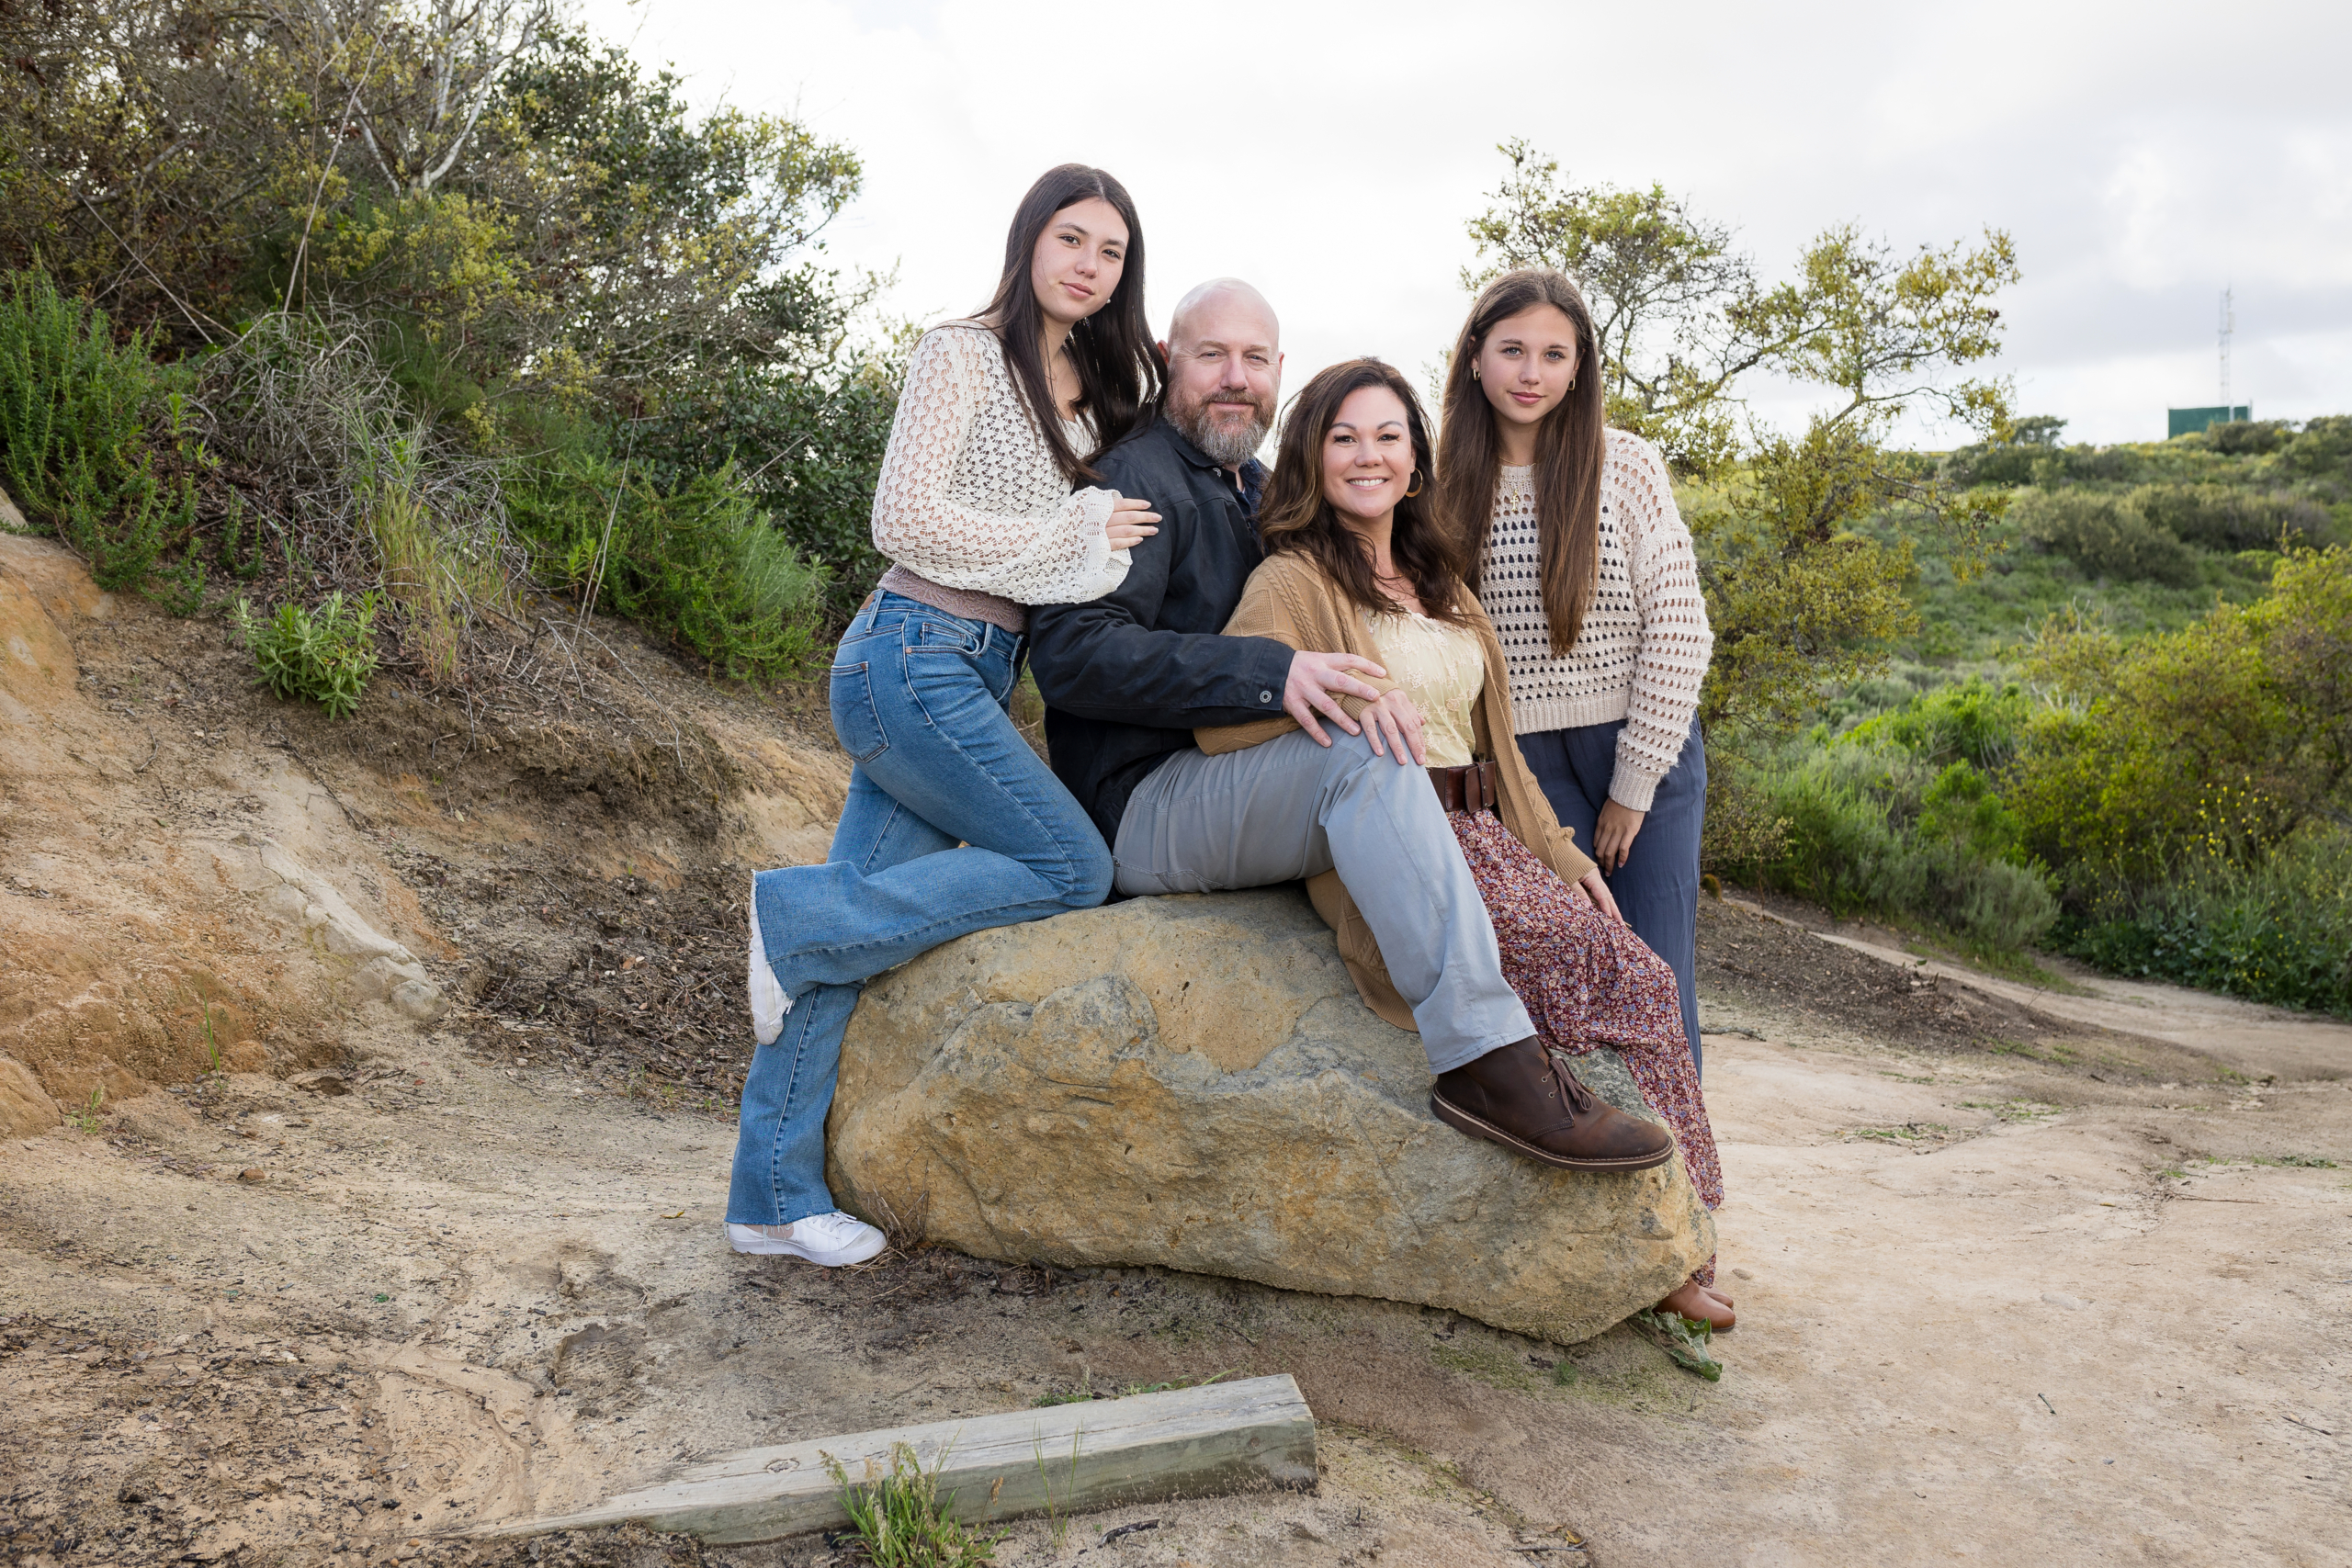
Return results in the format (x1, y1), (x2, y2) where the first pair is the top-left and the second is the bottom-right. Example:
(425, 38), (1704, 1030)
(582, 0), (2351, 448)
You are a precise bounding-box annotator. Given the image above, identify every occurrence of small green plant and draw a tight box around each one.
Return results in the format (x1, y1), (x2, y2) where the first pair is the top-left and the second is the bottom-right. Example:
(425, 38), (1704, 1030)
(823, 1441), (1002, 1567)
(213, 493), (267, 581)
(1631, 1308), (1721, 1382)
(1032, 1423), (1084, 1551)
(232, 591), (379, 718)
(151, 552), (208, 617)
(71, 1084), (106, 1134)
(200, 1007), (224, 1074)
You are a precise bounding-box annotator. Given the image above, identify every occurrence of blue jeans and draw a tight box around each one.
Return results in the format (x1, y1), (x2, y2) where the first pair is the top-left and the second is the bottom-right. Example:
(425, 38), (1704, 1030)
(1517, 717), (1708, 1077)
(726, 592), (1114, 1226)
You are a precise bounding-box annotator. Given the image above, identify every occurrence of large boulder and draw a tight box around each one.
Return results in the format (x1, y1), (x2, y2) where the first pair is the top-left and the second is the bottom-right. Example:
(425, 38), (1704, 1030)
(828, 888), (1714, 1344)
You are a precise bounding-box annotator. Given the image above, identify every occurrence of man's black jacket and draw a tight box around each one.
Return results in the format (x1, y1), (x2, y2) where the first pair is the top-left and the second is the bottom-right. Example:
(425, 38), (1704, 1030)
(1028, 418), (1294, 846)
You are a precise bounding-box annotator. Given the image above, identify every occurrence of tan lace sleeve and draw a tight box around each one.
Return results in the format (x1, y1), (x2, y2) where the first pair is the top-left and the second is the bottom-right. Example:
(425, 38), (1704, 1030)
(867, 326), (1125, 605)
(1609, 432), (1713, 811)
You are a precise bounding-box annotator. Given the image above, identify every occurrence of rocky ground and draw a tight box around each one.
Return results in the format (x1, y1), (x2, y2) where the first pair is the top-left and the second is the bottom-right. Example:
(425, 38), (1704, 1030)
(5, 536), (2349, 1566)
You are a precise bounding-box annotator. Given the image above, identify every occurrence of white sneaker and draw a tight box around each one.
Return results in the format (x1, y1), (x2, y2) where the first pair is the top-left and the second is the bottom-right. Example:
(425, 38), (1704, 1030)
(728, 1213), (887, 1267)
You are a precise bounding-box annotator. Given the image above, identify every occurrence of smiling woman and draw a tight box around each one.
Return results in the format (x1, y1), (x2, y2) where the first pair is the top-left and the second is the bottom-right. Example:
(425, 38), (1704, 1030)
(727, 166), (1169, 1270)
(1204, 355), (1732, 1330)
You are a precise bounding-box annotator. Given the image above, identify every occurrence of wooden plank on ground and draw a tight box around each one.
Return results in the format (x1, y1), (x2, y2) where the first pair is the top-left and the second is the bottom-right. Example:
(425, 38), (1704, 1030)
(474, 1373), (1317, 1545)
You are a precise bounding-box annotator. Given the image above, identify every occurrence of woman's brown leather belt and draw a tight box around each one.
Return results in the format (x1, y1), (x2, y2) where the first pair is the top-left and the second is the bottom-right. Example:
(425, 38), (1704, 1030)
(1428, 760), (1499, 816)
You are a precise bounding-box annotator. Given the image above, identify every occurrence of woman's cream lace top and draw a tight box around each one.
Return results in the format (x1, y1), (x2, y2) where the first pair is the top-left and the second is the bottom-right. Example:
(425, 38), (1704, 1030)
(1476, 428), (1713, 811)
(1364, 608), (1485, 769)
(866, 321), (1126, 608)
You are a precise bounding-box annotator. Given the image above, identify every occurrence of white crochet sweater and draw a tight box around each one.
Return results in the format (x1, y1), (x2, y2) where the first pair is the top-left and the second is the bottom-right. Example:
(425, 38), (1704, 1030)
(867, 321), (1126, 606)
(1475, 428), (1713, 813)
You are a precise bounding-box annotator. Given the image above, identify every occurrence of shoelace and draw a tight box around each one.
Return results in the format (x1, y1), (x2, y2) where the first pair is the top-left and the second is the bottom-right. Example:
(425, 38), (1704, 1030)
(1544, 1050), (1597, 1117)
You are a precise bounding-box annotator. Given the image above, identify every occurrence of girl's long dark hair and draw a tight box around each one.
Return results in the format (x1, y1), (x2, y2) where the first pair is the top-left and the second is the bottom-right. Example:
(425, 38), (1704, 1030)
(975, 164), (1162, 484)
(1435, 268), (1606, 655)
(1259, 358), (1472, 628)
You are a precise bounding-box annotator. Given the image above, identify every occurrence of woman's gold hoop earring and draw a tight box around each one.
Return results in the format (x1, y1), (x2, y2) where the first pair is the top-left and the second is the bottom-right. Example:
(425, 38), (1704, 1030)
(1405, 470), (1425, 499)
(1566, 375), (1577, 391)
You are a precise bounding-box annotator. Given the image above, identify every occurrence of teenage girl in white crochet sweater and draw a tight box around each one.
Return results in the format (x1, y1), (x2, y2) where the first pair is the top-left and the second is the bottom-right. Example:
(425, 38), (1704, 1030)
(727, 166), (1163, 1267)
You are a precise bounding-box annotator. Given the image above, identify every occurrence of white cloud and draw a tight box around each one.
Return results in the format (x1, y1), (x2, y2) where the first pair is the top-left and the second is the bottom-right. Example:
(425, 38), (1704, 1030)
(583, 0), (2352, 446)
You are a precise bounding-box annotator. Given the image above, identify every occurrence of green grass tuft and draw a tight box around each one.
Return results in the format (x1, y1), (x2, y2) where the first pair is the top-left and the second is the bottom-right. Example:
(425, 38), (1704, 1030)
(823, 1440), (1003, 1566)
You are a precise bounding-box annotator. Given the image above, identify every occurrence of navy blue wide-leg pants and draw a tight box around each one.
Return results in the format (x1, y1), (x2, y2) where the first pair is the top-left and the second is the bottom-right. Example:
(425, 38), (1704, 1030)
(1516, 718), (1707, 1077)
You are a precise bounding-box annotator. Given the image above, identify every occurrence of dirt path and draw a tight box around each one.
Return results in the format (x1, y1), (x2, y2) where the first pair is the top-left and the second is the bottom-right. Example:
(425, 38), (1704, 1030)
(7, 916), (2347, 1567)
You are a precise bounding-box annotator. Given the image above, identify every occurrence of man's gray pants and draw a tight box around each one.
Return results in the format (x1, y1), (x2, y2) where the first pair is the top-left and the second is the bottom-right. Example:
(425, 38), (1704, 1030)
(1112, 728), (1532, 1073)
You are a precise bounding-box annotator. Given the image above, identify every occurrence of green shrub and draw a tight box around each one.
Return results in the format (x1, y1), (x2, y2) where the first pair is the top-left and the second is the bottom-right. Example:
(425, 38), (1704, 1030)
(1722, 743), (2057, 950)
(2282, 416), (2352, 487)
(2007, 546), (2352, 896)
(2058, 827), (2352, 1016)
(1843, 676), (2031, 770)
(2128, 482), (2329, 551)
(2199, 419), (2292, 457)
(232, 592), (380, 718)
(2013, 490), (2196, 584)
(0, 268), (195, 589)
(508, 451), (830, 681)
(635, 355), (899, 626)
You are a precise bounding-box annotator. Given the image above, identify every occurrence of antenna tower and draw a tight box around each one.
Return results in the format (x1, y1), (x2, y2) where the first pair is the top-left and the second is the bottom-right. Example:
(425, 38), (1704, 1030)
(2219, 285), (2233, 412)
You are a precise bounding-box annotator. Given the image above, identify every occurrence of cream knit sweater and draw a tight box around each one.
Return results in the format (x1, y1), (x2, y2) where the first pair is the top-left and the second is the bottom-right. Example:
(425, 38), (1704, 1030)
(866, 321), (1125, 607)
(1475, 428), (1713, 812)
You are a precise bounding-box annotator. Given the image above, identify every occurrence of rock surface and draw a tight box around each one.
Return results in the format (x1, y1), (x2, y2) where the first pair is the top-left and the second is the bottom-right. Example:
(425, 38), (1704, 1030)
(827, 888), (1714, 1344)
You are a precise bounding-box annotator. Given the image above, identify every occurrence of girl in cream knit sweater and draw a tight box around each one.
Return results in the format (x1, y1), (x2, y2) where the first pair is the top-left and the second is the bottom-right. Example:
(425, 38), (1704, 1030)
(1438, 269), (1716, 1089)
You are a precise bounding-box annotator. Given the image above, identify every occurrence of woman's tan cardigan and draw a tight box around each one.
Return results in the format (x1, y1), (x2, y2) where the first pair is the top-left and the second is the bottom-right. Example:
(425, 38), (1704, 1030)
(1194, 551), (1598, 1032)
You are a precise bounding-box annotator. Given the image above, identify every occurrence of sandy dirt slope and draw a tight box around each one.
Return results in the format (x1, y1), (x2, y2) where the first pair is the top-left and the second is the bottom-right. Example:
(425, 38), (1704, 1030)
(5, 539), (2350, 1566)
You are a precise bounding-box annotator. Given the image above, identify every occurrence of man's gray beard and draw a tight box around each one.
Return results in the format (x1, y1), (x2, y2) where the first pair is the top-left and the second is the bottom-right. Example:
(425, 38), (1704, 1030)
(1172, 398), (1272, 468)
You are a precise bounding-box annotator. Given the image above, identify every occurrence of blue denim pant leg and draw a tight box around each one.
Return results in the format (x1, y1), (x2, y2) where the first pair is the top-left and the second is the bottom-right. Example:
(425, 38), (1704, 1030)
(1517, 717), (1708, 1077)
(725, 762), (954, 1226)
(727, 595), (1114, 1226)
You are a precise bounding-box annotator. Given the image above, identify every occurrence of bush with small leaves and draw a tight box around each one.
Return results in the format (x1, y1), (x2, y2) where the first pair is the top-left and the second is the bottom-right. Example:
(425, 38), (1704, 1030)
(232, 592), (380, 719)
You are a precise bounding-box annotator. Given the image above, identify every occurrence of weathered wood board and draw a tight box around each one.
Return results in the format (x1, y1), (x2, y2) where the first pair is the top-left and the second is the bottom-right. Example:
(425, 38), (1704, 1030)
(474, 1373), (1317, 1545)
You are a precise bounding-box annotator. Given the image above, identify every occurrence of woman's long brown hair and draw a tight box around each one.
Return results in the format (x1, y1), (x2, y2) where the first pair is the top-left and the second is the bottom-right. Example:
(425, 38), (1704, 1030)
(1259, 358), (1472, 627)
(974, 164), (1163, 484)
(1435, 268), (1605, 655)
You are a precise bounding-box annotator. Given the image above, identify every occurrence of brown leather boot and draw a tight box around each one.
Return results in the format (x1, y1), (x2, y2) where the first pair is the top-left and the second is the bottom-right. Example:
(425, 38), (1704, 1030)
(1430, 1038), (1674, 1171)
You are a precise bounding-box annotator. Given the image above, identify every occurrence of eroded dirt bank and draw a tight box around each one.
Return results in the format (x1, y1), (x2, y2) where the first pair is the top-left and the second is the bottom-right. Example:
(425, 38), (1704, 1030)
(5, 539), (2349, 1566)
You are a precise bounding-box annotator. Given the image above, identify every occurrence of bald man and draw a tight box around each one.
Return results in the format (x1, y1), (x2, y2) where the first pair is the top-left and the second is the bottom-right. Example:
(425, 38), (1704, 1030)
(1029, 279), (1299, 840)
(1026, 281), (1672, 1172)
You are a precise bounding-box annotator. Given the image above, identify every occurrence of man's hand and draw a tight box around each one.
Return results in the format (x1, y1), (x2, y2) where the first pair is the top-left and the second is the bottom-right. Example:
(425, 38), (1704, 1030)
(1104, 494), (1160, 553)
(1573, 868), (1622, 919)
(1283, 650), (1387, 746)
(1592, 798), (1646, 873)
(1354, 689), (1428, 766)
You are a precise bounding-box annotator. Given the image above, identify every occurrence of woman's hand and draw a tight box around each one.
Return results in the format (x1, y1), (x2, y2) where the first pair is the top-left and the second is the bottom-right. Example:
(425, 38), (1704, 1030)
(1573, 868), (1622, 919)
(1592, 798), (1646, 873)
(1356, 688), (1427, 766)
(1105, 494), (1160, 553)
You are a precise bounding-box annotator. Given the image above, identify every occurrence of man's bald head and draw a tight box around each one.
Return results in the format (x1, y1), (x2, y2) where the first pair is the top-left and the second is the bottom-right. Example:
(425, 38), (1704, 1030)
(1161, 279), (1283, 469)
(1167, 278), (1279, 354)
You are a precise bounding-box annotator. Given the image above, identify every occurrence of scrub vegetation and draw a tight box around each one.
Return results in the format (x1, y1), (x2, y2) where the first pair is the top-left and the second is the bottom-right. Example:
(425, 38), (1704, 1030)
(1714, 422), (2352, 1011)
(0, 0), (896, 693)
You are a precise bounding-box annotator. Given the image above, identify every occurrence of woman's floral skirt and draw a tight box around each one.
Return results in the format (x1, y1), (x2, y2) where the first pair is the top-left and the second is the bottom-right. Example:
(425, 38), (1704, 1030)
(1449, 811), (1724, 1283)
